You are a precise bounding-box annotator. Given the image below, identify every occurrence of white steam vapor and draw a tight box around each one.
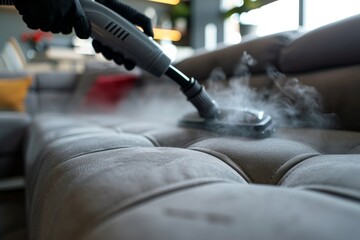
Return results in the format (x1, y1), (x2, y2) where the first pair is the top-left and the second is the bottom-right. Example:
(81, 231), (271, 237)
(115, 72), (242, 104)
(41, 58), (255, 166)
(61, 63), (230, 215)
(206, 52), (338, 129)
(116, 81), (193, 123)
(115, 51), (337, 129)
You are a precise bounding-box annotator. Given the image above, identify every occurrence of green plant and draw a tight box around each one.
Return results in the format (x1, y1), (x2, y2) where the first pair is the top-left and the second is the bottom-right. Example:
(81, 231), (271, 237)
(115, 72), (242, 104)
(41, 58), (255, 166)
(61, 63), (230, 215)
(224, 0), (278, 18)
(170, 2), (190, 22)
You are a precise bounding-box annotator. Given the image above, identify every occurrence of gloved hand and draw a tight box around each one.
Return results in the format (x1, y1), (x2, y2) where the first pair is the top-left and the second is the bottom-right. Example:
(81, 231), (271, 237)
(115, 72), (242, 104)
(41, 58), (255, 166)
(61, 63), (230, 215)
(92, 0), (154, 70)
(13, 0), (153, 70)
(13, 0), (90, 39)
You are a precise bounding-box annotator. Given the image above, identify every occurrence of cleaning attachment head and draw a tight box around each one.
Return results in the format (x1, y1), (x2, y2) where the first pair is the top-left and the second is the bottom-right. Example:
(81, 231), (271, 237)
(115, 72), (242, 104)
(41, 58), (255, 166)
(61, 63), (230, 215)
(165, 66), (275, 138)
(179, 107), (275, 138)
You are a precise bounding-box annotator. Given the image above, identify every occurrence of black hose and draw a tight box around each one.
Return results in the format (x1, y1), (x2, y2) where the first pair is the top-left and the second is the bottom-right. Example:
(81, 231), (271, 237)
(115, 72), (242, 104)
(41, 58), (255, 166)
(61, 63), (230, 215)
(166, 65), (220, 119)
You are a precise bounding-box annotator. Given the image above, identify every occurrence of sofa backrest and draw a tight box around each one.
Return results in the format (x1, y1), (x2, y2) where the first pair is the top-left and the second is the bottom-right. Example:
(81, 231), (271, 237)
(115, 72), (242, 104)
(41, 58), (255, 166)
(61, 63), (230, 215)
(175, 14), (360, 81)
(0, 71), (80, 114)
(279, 14), (360, 73)
(0, 60), (141, 115)
(26, 72), (80, 114)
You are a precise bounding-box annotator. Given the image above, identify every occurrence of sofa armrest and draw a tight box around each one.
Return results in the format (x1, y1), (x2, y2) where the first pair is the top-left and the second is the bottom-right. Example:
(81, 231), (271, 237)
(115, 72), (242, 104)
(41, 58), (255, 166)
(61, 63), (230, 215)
(0, 112), (31, 154)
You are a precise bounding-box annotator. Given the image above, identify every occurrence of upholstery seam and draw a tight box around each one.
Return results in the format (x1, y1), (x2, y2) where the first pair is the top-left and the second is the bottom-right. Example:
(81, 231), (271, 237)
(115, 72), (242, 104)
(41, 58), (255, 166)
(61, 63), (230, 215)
(142, 134), (161, 147)
(189, 147), (252, 183)
(273, 135), (326, 155)
(275, 154), (324, 185)
(348, 145), (360, 154)
(27, 130), (126, 196)
(142, 134), (217, 148)
(78, 179), (235, 240)
(29, 145), (154, 207)
(181, 137), (219, 149)
(28, 127), (109, 172)
(291, 184), (360, 203)
(267, 153), (321, 184)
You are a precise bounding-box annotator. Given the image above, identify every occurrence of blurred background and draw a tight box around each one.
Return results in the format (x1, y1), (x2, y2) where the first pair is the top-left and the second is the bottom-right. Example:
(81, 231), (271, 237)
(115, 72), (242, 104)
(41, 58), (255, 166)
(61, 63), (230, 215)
(1, 0), (360, 72)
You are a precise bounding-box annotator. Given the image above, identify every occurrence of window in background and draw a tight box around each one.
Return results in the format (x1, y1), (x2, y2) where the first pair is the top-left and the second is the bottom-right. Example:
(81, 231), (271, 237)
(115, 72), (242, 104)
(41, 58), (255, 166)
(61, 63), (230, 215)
(223, 0), (360, 44)
(303, 0), (360, 30)
(222, 0), (299, 44)
(222, 0), (243, 44)
(241, 0), (299, 37)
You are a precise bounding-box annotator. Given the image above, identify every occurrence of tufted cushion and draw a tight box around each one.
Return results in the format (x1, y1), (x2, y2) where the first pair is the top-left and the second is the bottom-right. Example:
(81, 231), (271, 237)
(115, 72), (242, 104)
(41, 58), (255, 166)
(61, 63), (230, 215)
(25, 115), (360, 240)
(86, 183), (360, 240)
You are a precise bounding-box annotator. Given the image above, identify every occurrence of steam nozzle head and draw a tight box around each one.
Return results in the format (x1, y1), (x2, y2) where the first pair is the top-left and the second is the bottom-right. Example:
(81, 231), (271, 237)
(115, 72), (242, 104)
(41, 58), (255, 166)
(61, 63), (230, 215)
(181, 78), (220, 119)
(179, 107), (276, 138)
(192, 90), (221, 119)
(178, 76), (275, 138)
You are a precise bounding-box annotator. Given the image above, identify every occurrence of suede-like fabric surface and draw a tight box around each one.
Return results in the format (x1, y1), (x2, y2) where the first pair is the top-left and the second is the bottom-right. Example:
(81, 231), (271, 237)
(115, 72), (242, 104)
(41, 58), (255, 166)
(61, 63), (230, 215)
(279, 14), (360, 73)
(24, 114), (360, 240)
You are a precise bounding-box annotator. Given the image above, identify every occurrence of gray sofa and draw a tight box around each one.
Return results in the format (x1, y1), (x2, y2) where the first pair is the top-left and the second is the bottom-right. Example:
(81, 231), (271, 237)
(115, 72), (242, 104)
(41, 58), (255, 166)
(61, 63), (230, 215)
(1, 14), (360, 240)
(0, 71), (80, 179)
(0, 62), (133, 180)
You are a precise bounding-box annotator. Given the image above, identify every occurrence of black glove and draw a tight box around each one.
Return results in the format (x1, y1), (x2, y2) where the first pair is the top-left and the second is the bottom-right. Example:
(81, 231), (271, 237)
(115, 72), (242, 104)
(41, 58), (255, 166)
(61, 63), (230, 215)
(92, 0), (154, 70)
(13, 0), (90, 39)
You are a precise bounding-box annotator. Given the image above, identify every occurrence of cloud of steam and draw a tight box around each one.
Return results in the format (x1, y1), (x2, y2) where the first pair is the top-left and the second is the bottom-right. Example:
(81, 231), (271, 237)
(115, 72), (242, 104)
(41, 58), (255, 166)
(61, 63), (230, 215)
(206, 52), (338, 129)
(116, 81), (193, 124)
(113, 51), (337, 130)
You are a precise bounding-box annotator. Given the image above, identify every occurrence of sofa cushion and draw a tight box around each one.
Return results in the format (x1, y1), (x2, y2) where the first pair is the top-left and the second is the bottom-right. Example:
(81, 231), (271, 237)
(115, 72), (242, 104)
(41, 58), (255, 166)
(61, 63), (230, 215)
(86, 183), (360, 240)
(279, 14), (360, 73)
(24, 115), (360, 240)
(280, 154), (360, 199)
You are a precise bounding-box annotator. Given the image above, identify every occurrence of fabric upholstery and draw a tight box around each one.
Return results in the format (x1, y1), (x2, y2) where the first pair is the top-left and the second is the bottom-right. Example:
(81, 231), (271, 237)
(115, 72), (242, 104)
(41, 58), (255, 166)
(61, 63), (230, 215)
(0, 112), (31, 178)
(175, 31), (301, 81)
(0, 112), (31, 154)
(25, 115), (360, 240)
(0, 71), (81, 178)
(3, 13), (360, 240)
(279, 14), (360, 73)
(86, 183), (360, 240)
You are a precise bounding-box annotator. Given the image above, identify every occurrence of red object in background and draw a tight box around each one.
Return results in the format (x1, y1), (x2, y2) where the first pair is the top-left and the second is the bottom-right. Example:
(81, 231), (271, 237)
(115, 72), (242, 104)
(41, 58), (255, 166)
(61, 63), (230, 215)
(21, 30), (52, 44)
(85, 74), (138, 110)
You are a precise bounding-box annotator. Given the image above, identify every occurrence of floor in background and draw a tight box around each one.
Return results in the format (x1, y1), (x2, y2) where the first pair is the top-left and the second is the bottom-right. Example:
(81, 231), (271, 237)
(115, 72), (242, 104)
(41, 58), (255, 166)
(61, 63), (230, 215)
(0, 190), (27, 240)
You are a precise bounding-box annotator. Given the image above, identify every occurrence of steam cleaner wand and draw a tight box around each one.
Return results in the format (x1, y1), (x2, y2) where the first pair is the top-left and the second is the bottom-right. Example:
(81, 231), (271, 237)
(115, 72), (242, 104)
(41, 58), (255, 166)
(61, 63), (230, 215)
(81, 0), (221, 120)
(1, 0), (275, 137)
